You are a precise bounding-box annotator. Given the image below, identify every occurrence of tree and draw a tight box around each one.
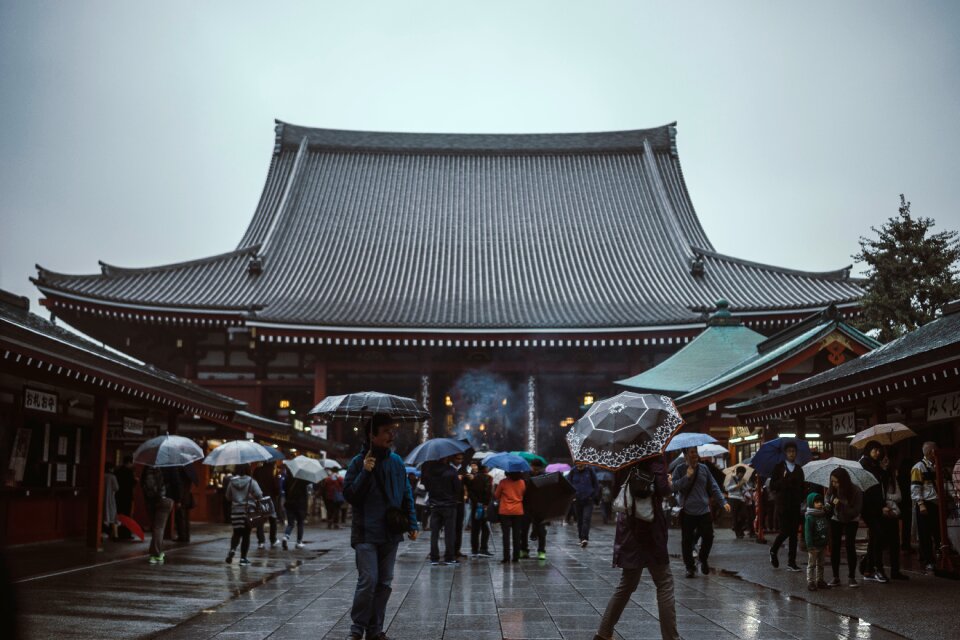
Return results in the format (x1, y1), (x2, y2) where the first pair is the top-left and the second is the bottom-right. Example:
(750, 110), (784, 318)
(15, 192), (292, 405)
(853, 194), (960, 342)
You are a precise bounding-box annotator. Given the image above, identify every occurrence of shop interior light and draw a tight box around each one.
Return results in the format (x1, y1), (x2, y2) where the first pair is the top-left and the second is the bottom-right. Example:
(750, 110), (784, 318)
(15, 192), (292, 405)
(583, 392), (595, 406)
(805, 433), (821, 439)
(271, 444), (279, 448)
(290, 448), (297, 453)
(729, 437), (744, 444)
(464, 424), (472, 431)
(779, 433), (796, 438)
(290, 409), (296, 415)
(744, 434), (760, 441)
(279, 399), (291, 409)
(479, 424), (486, 431)
(444, 395), (453, 407)
(501, 398), (507, 406)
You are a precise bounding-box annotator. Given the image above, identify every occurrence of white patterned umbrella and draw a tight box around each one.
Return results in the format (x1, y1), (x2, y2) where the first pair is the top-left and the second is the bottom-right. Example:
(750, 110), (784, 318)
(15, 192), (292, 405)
(132, 435), (203, 467)
(802, 457), (879, 491)
(203, 440), (274, 466)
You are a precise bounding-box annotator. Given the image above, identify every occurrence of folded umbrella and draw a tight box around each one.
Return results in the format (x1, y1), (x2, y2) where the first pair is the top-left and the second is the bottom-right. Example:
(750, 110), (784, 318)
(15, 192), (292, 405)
(802, 457), (879, 491)
(116, 514), (145, 541)
(404, 437), (472, 466)
(698, 443), (729, 458)
(750, 438), (812, 477)
(850, 423), (916, 449)
(484, 452), (531, 473)
(524, 472), (576, 521)
(545, 463), (571, 473)
(132, 435), (204, 468)
(203, 440), (274, 466)
(284, 455), (325, 483)
(664, 432), (717, 452)
(308, 391), (430, 422)
(566, 392), (684, 470)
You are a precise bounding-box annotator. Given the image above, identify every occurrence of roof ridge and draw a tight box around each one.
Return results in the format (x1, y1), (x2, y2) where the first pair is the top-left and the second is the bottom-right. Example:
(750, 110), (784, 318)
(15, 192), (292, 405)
(696, 248), (853, 280)
(35, 245), (261, 281)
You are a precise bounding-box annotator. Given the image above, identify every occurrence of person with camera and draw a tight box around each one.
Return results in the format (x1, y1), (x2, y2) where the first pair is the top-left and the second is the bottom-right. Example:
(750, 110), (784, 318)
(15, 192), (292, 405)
(593, 457), (679, 640)
(343, 415), (419, 640)
(672, 447), (729, 578)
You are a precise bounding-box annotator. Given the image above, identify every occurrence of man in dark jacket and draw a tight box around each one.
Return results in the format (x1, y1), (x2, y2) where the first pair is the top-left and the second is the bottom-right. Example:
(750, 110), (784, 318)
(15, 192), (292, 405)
(858, 440), (888, 582)
(343, 416), (419, 640)
(768, 441), (805, 572)
(465, 464), (493, 557)
(569, 462), (600, 547)
(423, 456), (462, 565)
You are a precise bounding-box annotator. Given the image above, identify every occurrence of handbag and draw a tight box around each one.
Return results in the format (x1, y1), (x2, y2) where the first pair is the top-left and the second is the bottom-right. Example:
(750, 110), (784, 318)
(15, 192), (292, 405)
(612, 468), (655, 522)
(242, 481), (274, 527)
(372, 466), (412, 535)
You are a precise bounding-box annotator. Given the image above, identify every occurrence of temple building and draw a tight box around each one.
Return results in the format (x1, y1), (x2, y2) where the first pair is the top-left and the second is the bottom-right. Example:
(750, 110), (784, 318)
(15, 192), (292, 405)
(32, 121), (865, 458)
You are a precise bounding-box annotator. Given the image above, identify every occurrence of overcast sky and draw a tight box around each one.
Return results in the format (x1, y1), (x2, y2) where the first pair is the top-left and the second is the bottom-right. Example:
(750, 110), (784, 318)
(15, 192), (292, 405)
(2, 1), (958, 313)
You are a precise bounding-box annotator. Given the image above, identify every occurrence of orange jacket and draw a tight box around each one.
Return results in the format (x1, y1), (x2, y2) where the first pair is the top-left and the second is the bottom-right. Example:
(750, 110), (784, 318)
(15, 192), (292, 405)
(495, 477), (526, 516)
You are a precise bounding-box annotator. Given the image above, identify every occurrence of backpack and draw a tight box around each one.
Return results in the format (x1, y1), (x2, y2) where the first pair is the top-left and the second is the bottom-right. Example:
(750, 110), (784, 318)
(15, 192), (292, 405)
(141, 467), (165, 501)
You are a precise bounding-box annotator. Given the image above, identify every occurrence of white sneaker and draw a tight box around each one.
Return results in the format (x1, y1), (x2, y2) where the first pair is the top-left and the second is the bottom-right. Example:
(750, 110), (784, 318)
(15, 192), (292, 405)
(270, 540), (280, 548)
(257, 543), (265, 550)
(295, 542), (305, 549)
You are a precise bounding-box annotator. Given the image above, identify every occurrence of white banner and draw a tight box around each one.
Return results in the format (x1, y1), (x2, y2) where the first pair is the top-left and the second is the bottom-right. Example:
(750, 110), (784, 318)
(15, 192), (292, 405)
(928, 391), (960, 422)
(832, 411), (856, 436)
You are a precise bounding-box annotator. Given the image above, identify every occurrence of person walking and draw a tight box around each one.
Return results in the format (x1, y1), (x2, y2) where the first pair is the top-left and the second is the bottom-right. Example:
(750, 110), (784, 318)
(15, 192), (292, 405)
(911, 441), (940, 572)
(826, 468), (863, 587)
(594, 457), (679, 640)
(282, 468), (309, 549)
(495, 471), (526, 563)
(343, 416), (419, 640)
(224, 464), (263, 565)
(724, 467), (750, 539)
(672, 447), (729, 578)
(858, 440), (888, 582)
(768, 441), (805, 572)
(423, 456), (461, 566)
(465, 463), (493, 557)
(321, 469), (346, 529)
(140, 464), (173, 564)
(569, 462), (600, 548)
(804, 492), (830, 591)
(253, 461), (281, 548)
(880, 455), (908, 580)
(450, 453), (467, 559)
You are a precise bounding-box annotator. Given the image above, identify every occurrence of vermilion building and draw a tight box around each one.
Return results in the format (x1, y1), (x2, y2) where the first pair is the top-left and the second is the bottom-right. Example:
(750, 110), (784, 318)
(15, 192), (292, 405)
(32, 121), (865, 458)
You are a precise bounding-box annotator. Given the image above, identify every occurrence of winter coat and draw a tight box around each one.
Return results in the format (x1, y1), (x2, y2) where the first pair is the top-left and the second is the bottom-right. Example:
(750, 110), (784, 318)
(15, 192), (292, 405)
(252, 464), (280, 498)
(422, 461), (462, 508)
(910, 458), (939, 505)
(803, 493), (830, 549)
(826, 486), (862, 523)
(568, 466), (600, 501)
(465, 472), (493, 506)
(495, 477), (525, 516)
(769, 460), (805, 511)
(343, 446), (418, 547)
(225, 475), (263, 528)
(859, 455), (885, 522)
(613, 458), (670, 569)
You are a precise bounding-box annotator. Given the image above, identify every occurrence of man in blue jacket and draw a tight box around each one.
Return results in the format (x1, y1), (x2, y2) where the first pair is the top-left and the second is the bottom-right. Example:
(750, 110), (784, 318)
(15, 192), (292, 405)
(343, 415), (419, 640)
(672, 447), (730, 578)
(568, 462), (600, 547)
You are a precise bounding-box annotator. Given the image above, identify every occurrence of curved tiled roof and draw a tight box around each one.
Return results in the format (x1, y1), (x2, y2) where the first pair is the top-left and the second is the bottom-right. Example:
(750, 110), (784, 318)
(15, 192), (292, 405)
(34, 121), (864, 331)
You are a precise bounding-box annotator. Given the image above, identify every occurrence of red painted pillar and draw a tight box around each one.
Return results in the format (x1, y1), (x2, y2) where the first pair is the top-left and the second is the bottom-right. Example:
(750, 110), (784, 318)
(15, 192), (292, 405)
(313, 360), (327, 405)
(87, 395), (108, 550)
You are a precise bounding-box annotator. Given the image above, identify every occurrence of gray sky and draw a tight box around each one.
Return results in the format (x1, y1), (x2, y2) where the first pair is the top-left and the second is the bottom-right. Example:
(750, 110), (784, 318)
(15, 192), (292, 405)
(2, 0), (959, 311)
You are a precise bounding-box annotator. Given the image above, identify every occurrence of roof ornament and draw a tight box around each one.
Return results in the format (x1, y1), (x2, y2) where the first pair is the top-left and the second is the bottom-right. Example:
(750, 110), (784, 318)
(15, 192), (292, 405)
(707, 299), (741, 327)
(247, 255), (263, 276)
(690, 254), (705, 277)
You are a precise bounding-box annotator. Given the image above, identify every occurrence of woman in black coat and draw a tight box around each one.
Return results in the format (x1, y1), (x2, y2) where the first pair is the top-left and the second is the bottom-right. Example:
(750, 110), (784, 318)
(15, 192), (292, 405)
(594, 457), (680, 640)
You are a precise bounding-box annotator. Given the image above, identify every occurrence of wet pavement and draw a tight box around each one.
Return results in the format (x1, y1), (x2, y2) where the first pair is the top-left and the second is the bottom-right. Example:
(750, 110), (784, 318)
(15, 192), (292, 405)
(12, 516), (950, 639)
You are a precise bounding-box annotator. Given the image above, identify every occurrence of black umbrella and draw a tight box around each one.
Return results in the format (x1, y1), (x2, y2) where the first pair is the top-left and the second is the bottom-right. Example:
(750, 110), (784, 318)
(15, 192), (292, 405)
(308, 391), (430, 422)
(523, 472), (576, 521)
(566, 392), (684, 470)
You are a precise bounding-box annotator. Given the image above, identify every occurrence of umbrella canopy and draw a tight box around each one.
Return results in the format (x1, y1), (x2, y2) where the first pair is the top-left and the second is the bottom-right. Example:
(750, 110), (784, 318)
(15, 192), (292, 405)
(511, 451), (548, 467)
(664, 432), (717, 452)
(545, 463), (571, 473)
(698, 443), (729, 458)
(284, 456), (325, 483)
(484, 452), (531, 473)
(404, 466), (421, 477)
(524, 472), (576, 520)
(338, 468), (347, 478)
(404, 437), (472, 466)
(802, 457), (879, 491)
(308, 391), (429, 422)
(488, 467), (506, 486)
(322, 458), (342, 469)
(567, 392), (684, 469)
(203, 440), (274, 467)
(850, 423), (916, 449)
(750, 438), (813, 477)
(723, 463), (755, 483)
(116, 514), (145, 541)
(263, 446), (285, 461)
(472, 450), (495, 462)
(132, 435), (204, 468)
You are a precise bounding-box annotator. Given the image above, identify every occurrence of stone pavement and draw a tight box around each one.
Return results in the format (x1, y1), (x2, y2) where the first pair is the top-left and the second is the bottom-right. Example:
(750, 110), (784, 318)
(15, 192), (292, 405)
(13, 516), (945, 640)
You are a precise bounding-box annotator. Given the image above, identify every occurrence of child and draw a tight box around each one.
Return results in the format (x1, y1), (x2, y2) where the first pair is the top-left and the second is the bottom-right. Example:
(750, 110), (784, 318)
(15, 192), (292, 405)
(804, 492), (830, 590)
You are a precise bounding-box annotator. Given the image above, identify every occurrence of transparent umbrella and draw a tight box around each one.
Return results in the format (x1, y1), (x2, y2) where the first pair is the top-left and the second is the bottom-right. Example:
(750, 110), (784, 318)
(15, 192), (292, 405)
(132, 435), (203, 467)
(203, 440), (274, 466)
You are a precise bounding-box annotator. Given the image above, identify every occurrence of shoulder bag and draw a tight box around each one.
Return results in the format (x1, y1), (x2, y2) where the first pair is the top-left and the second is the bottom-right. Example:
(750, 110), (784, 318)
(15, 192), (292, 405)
(372, 465), (412, 535)
(243, 480), (275, 528)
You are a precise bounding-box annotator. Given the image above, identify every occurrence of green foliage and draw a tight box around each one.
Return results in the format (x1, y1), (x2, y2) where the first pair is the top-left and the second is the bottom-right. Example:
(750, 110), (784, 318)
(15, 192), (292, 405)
(853, 195), (960, 342)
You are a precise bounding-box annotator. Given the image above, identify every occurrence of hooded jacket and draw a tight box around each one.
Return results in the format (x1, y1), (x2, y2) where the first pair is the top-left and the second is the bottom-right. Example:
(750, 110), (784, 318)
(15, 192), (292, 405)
(422, 460), (461, 508)
(343, 445), (419, 547)
(804, 493), (830, 549)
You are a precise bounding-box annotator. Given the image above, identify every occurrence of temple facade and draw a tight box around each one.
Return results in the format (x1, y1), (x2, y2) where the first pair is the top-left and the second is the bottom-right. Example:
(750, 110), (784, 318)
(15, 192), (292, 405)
(33, 121), (865, 459)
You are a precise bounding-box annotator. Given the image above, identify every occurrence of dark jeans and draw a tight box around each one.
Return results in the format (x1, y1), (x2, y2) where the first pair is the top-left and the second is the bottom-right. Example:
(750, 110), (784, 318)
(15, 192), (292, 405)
(680, 511), (713, 570)
(350, 541), (398, 638)
(500, 514), (522, 561)
(880, 516), (901, 575)
(597, 564), (679, 640)
(430, 505), (457, 562)
(284, 502), (306, 542)
(830, 520), (858, 579)
(600, 500), (612, 524)
(574, 499), (594, 541)
(230, 526), (251, 559)
(470, 509), (490, 554)
(771, 504), (801, 564)
(455, 502), (465, 555)
(175, 505), (191, 542)
(148, 497), (174, 557)
(916, 503), (941, 565)
(324, 499), (342, 527)
(730, 498), (751, 537)
(256, 511), (278, 545)
(520, 516), (546, 554)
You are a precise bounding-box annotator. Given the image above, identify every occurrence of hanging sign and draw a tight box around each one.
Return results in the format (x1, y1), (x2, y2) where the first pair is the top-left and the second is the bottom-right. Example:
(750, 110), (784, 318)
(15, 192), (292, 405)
(122, 417), (145, 435)
(927, 391), (960, 422)
(24, 388), (58, 414)
(832, 411), (856, 436)
(313, 423), (328, 439)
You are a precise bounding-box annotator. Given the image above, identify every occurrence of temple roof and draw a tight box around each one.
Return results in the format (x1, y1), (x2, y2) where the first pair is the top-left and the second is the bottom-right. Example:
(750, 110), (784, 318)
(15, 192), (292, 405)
(34, 121), (864, 331)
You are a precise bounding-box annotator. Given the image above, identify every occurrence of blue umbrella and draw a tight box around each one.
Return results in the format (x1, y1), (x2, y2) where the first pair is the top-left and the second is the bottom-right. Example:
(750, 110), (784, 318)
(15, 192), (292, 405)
(664, 432), (717, 452)
(404, 437), (471, 466)
(264, 445), (285, 461)
(750, 438), (812, 477)
(484, 452), (531, 473)
(405, 466), (421, 477)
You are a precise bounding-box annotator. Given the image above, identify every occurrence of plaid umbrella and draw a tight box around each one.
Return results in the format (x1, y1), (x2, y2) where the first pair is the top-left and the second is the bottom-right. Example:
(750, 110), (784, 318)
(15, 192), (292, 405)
(308, 391), (429, 422)
(566, 392), (684, 470)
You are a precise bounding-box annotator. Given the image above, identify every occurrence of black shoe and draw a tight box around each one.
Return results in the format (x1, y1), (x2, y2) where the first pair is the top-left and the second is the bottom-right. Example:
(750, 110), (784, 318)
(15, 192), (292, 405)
(786, 563), (802, 572)
(769, 550), (779, 568)
(701, 560), (710, 575)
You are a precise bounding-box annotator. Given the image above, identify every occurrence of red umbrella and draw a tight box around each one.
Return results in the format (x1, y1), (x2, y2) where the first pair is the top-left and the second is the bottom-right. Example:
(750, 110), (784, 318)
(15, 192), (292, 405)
(116, 514), (145, 541)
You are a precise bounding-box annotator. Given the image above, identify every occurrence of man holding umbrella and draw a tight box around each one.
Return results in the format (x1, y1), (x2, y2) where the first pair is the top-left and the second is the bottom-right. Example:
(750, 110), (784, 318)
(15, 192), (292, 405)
(343, 415), (419, 640)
